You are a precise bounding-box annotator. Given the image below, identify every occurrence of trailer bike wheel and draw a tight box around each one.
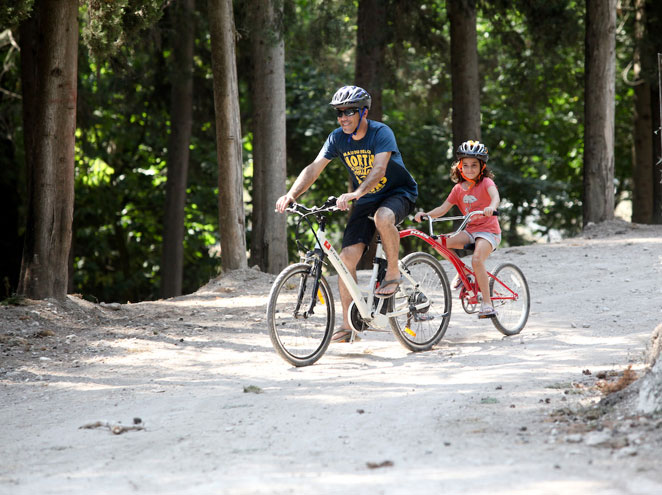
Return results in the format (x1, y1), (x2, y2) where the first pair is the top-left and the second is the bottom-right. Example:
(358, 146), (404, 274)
(488, 262), (530, 336)
(267, 263), (335, 366)
(389, 252), (452, 351)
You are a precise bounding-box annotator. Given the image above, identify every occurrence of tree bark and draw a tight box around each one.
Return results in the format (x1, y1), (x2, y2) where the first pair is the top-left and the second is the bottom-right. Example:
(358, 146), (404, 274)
(249, 0), (288, 274)
(355, 0), (386, 122)
(631, 0), (654, 224)
(208, 0), (247, 270)
(583, 0), (616, 225)
(448, 0), (481, 151)
(654, 54), (662, 224)
(161, 0), (195, 297)
(355, 0), (387, 270)
(18, 0), (78, 300)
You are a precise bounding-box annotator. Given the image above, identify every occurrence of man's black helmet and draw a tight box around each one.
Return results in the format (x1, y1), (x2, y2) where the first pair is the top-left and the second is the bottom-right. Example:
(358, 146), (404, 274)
(330, 85), (372, 110)
(456, 140), (489, 163)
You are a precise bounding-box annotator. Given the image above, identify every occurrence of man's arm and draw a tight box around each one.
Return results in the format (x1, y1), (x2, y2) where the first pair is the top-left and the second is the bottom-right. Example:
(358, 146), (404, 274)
(275, 149), (331, 213)
(336, 151), (391, 210)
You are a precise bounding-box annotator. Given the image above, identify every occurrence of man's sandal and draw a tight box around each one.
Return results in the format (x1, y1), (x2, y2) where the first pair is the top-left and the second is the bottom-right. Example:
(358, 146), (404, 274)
(331, 330), (360, 343)
(374, 277), (402, 298)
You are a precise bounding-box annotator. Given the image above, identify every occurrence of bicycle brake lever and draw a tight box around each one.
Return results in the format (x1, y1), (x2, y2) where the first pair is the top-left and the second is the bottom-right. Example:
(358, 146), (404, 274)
(323, 196), (338, 209)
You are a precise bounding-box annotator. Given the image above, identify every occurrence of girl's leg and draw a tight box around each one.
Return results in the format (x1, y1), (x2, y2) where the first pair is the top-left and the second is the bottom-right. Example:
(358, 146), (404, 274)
(446, 232), (473, 285)
(445, 231), (472, 250)
(446, 232), (473, 290)
(472, 238), (494, 308)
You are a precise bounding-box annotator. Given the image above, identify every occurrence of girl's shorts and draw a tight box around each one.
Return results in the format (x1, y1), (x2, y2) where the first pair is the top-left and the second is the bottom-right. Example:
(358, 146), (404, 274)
(468, 231), (501, 251)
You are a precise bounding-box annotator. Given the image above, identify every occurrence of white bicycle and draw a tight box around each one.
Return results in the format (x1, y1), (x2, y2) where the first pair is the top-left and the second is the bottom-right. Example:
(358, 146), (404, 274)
(266, 197), (452, 367)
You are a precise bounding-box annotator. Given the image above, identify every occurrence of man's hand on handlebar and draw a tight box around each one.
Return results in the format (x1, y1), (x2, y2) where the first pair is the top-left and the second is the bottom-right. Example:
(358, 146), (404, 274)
(275, 193), (296, 213)
(336, 192), (359, 211)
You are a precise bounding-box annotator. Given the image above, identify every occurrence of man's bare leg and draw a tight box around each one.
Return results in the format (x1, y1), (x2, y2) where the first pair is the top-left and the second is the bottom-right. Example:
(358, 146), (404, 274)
(373, 207), (401, 296)
(338, 243), (365, 332)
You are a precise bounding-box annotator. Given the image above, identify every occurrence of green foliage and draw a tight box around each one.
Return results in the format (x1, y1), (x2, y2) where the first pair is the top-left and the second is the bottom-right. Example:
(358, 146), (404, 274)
(276, 0), (357, 259)
(73, 8), (220, 303)
(0, 0), (649, 301)
(0, 0), (33, 27)
(477, 4), (586, 240)
(82, 0), (167, 62)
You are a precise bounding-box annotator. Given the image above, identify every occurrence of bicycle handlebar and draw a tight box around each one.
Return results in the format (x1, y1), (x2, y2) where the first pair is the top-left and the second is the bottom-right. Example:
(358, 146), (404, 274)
(285, 196), (340, 216)
(420, 209), (500, 237)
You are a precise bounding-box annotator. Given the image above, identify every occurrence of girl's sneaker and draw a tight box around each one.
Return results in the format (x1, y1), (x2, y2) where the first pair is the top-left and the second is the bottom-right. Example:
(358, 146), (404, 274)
(478, 306), (497, 319)
(452, 272), (474, 290)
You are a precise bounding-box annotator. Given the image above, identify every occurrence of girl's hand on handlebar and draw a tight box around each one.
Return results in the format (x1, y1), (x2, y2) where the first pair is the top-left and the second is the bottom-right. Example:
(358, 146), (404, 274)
(483, 207), (495, 217)
(414, 211), (428, 222)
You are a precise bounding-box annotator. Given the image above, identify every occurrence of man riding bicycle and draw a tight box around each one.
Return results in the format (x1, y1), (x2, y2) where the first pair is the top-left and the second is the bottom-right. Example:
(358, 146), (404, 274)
(275, 85), (418, 342)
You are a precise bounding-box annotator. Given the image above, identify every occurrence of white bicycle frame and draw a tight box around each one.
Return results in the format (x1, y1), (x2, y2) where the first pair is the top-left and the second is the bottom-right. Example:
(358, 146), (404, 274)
(312, 228), (427, 331)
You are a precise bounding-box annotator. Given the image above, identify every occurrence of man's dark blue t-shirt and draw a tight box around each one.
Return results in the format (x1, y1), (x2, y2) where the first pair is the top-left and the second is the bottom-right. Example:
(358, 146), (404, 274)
(322, 120), (418, 205)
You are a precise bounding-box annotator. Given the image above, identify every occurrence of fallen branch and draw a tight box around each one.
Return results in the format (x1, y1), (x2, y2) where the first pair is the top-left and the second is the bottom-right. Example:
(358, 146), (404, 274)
(79, 420), (145, 435)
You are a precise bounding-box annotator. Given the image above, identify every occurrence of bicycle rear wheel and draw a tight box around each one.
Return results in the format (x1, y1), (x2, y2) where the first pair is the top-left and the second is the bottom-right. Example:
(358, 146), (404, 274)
(267, 263), (335, 367)
(389, 252), (452, 351)
(489, 262), (530, 336)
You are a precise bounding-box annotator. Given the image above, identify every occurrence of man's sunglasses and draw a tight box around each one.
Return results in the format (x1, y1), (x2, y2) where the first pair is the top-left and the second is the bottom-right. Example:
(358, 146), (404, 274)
(336, 107), (360, 118)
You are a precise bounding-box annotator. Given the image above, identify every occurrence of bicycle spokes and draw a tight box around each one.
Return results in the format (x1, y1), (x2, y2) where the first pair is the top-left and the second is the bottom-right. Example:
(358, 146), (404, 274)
(488, 263), (530, 336)
(389, 252), (451, 351)
(267, 263), (335, 367)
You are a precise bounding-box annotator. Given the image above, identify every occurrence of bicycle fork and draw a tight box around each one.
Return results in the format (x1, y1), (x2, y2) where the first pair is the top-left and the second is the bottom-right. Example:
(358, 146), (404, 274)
(294, 250), (325, 319)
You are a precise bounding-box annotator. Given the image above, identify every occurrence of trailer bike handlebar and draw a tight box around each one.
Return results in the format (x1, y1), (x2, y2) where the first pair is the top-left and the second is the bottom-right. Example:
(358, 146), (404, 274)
(419, 209), (500, 237)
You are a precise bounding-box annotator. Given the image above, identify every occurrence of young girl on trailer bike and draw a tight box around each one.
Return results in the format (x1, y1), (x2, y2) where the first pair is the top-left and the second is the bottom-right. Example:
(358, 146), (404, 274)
(414, 140), (501, 319)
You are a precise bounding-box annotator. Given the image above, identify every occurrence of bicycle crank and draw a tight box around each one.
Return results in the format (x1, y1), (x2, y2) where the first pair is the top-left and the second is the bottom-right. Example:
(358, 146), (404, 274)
(348, 301), (369, 332)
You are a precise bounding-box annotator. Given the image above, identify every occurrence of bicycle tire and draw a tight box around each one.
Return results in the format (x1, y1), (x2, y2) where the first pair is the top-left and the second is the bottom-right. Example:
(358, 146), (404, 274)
(267, 263), (335, 367)
(489, 262), (530, 336)
(389, 252), (452, 351)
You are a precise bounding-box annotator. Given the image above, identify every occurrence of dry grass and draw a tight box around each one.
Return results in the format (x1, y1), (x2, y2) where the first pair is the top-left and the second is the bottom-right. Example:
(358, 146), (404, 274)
(596, 365), (638, 394)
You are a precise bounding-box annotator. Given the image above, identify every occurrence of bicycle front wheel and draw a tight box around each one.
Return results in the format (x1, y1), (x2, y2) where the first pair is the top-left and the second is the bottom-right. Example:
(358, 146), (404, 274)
(489, 262), (530, 336)
(267, 263), (335, 367)
(389, 252), (452, 351)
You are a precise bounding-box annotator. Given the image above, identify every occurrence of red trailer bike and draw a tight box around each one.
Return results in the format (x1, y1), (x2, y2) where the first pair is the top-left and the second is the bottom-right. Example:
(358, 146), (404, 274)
(399, 210), (530, 336)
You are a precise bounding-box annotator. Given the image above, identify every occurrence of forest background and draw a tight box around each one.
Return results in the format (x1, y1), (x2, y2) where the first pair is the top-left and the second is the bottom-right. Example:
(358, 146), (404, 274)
(0, 0), (661, 305)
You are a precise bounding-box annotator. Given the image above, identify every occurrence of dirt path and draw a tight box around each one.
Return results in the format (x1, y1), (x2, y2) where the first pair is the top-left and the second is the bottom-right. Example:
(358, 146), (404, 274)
(1, 220), (662, 494)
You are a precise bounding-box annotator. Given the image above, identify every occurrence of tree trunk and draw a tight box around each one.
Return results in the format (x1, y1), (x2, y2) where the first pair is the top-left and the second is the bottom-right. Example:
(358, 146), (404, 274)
(448, 0), (481, 151)
(654, 54), (662, 224)
(631, 0), (656, 224)
(208, 0), (247, 270)
(355, 0), (386, 122)
(355, 0), (387, 269)
(161, 0), (195, 298)
(17, 0), (78, 300)
(583, 0), (616, 225)
(249, 0), (288, 274)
